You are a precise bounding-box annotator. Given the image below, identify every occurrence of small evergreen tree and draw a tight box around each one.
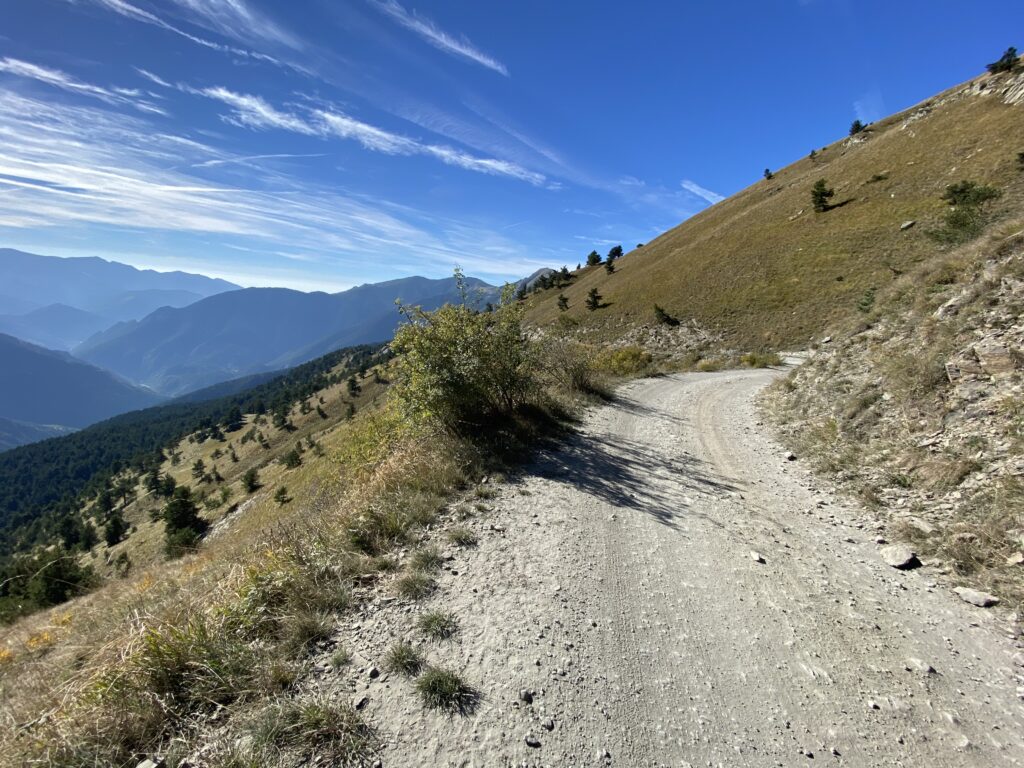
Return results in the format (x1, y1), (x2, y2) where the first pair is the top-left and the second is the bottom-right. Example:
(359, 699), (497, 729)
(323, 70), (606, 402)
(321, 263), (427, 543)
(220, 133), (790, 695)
(849, 119), (866, 135)
(607, 244), (623, 262)
(763, 168), (773, 180)
(274, 486), (290, 506)
(104, 511), (128, 547)
(811, 179), (835, 212)
(604, 259), (615, 274)
(191, 458), (206, 480)
(242, 467), (260, 493)
(585, 288), (602, 311)
(940, 180), (1001, 207)
(586, 250), (602, 267)
(557, 293), (569, 312)
(162, 486), (208, 558)
(987, 46), (1019, 74)
(809, 149), (817, 160)
(282, 449), (302, 469)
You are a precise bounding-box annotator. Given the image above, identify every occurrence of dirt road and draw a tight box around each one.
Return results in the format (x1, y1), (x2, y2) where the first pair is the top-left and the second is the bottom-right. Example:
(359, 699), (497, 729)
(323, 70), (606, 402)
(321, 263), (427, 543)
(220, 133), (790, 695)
(358, 369), (1024, 767)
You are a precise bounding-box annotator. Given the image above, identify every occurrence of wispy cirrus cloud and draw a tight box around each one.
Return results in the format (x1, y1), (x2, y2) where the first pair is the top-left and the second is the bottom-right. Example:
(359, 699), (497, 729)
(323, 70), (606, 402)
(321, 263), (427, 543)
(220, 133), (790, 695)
(0, 88), (551, 286)
(370, 0), (508, 76)
(0, 56), (167, 115)
(74, 0), (292, 70)
(168, 0), (302, 50)
(680, 179), (724, 205)
(198, 86), (546, 185)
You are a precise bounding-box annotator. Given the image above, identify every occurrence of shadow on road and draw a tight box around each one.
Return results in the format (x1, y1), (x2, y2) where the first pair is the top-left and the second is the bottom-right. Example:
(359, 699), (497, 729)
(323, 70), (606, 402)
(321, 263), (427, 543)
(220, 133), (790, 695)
(531, 393), (737, 529)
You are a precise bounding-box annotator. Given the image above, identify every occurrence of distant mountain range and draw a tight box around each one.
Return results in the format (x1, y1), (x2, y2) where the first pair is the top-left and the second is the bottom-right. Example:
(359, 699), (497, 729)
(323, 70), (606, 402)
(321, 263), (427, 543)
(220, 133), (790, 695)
(76, 275), (501, 395)
(0, 334), (163, 449)
(0, 249), (238, 349)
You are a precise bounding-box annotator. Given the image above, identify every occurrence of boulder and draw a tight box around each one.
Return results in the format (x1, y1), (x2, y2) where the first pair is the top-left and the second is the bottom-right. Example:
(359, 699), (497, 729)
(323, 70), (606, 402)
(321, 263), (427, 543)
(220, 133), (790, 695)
(953, 587), (999, 607)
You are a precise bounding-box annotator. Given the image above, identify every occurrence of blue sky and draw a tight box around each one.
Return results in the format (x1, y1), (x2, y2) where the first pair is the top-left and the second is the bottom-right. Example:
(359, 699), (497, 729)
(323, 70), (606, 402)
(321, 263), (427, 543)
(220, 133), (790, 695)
(0, 1), (1020, 291)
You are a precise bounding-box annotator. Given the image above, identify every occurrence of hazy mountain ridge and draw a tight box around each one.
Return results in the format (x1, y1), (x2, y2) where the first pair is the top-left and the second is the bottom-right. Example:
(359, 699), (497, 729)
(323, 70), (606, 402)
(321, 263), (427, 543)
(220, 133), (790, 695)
(0, 249), (238, 350)
(0, 333), (163, 437)
(76, 275), (500, 395)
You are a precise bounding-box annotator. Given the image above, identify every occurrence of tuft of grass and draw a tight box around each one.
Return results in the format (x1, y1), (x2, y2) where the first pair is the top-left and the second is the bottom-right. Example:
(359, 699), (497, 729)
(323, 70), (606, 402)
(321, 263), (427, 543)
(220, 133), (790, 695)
(331, 647), (352, 669)
(279, 609), (333, 656)
(417, 610), (459, 640)
(384, 640), (423, 676)
(250, 697), (376, 764)
(409, 545), (444, 572)
(446, 527), (478, 547)
(394, 571), (436, 600)
(415, 666), (480, 715)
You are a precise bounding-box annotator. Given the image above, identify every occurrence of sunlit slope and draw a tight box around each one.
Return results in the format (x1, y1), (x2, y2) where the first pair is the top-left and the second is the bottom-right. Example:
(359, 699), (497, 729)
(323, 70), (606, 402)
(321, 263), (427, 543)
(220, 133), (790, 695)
(528, 69), (1024, 347)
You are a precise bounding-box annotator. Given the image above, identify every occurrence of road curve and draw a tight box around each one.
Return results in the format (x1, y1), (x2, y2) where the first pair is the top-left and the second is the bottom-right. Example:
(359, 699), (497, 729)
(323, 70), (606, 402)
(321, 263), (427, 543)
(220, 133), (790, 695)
(373, 370), (1024, 767)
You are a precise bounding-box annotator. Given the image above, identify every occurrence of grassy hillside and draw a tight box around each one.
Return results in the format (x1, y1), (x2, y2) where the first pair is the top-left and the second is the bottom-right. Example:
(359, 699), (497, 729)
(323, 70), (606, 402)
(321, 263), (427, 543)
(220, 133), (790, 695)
(527, 67), (1024, 348)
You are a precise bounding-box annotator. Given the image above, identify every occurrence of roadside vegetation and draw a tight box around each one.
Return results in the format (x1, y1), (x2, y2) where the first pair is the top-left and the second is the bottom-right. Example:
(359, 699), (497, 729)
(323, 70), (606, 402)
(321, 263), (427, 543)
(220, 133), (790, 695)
(0, 276), (610, 766)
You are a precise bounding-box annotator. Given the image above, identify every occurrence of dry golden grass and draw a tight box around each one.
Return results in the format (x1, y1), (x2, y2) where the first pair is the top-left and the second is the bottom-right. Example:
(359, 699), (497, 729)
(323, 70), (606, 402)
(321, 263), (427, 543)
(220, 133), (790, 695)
(526, 70), (1024, 348)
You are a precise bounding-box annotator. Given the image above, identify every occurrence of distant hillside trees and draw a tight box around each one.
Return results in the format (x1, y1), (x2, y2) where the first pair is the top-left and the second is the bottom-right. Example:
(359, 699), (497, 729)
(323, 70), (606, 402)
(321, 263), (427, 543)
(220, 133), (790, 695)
(764, 168), (773, 180)
(987, 46), (1019, 74)
(104, 511), (128, 547)
(557, 294), (569, 312)
(586, 288), (602, 311)
(586, 250), (602, 267)
(604, 259), (615, 274)
(811, 179), (835, 212)
(607, 245), (623, 261)
(849, 119), (866, 136)
(347, 375), (361, 397)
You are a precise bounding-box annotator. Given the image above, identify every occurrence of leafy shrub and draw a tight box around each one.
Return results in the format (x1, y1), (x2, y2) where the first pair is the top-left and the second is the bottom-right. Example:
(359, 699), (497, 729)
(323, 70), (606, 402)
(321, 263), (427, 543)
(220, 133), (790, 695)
(391, 274), (533, 430)
(595, 346), (653, 377)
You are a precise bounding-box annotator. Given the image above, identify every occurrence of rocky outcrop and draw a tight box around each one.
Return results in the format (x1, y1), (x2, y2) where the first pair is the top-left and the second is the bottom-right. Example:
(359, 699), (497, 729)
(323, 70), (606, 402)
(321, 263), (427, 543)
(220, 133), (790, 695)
(765, 228), (1024, 610)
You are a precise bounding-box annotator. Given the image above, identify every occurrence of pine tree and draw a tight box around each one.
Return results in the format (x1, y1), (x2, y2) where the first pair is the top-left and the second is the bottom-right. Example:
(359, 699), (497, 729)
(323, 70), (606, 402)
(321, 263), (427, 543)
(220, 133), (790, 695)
(607, 245), (623, 262)
(586, 250), (602, 267)
(811, 179), (835, 213)
(987, 46), (1019, 74)
(191, 458), (206, 480)
(604, 259), (615, 274)
(849, 119), (866, 135)
(222, 406), (244, 432)
(557, 293), (569, 311)
(274, 486), (290, 506)
(104, 511), (128, 547)
(585, 288), (602, 311)
(764, 168), (773, 180)
(242, 467), (260, 493)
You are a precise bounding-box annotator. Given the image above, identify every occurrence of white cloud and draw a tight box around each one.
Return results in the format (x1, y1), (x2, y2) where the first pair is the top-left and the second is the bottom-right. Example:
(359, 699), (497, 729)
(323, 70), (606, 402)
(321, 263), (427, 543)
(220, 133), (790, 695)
(680, 179), (724, 205)
(198, 85), (546, 185)
(168, 0), (302, 50)
(371, 0), (508, 76)
(76, 0), (290, 69)
(135, 67), (172, 88)
(201, 86), (318, 134)
(0, 88), (551, 284)
(0, 56), (166, 115)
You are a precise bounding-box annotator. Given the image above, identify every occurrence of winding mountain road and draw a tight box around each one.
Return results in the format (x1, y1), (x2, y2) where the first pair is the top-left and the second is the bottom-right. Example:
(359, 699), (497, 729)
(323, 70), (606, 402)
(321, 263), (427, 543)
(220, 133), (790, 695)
(369, 369), (1024, 767)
